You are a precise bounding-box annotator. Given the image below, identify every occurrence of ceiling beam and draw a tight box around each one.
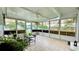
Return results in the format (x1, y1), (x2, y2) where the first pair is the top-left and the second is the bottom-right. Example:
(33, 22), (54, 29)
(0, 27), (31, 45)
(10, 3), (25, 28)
(52, 8), (61, 18)
(20, 7), (49, 19)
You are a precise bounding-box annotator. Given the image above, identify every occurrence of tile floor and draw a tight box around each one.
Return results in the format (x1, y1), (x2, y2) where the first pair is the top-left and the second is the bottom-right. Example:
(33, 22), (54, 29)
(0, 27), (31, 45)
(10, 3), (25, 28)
(25, 35), (71, 51)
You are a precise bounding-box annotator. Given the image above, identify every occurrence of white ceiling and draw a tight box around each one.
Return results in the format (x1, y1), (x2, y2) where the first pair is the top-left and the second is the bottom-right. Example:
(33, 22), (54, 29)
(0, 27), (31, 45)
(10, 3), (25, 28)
(0, 7), (78, 22)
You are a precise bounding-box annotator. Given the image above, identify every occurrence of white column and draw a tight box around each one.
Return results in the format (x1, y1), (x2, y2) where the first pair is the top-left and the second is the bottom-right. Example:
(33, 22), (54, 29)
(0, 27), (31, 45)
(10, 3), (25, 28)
(25, 21), (27, 34)
(76, 11), (79, 41)
(49, 20), (50, 38)
(31, 22), (32, 33)
(70, 10), (79, 50)
(0, 12), (4, 38)
(59, 19), (61, 40)
(16, 19), (18, 39)
(42, 22), (43, 33)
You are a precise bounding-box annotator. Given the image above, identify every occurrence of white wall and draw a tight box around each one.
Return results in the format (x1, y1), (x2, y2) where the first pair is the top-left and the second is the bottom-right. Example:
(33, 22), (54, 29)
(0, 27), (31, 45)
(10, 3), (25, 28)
(38, 32), (76, 41)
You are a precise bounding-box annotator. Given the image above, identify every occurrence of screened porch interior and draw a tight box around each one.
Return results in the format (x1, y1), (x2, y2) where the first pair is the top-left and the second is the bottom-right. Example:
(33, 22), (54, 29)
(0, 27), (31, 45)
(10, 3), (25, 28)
(0, 7), (79, 51)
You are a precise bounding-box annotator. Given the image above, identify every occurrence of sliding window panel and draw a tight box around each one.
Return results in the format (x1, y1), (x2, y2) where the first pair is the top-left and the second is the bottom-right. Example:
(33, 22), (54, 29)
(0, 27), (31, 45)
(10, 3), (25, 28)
(17, 20), (25, 39)
(50, 20), (59, 34)
(4, 18), (16, 35)
(26, 22), (32, 35)
(32, 22), (38, 30)
(36, 22), (43, 35)
(50, 20), (59, 39)
(60, 18), (76, 41)
(42, 21), (49, 37)
(43, 22), (49, 30)
(38, 22), (43, 30)
(60, 18), (75, 36)
(17, 20), (25, 30)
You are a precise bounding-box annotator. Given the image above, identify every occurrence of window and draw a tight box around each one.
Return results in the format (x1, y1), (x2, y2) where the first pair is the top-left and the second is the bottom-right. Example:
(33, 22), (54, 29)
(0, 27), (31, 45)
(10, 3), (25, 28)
(32, 22), (43, 32)
(50, 20), (59, 31)
(4, 18), (16, 35)
(32, 22), (38, 30)
(61, 19), (75, 32)
(4, 18), (16, 30)
(17, 20), (25, 30)
(60, 18), (76, 36)
(50, 20), (59, 34)
(42, 22), (49, 30)
(38, 22), (43, 30)
(26, 22), (32, 35)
